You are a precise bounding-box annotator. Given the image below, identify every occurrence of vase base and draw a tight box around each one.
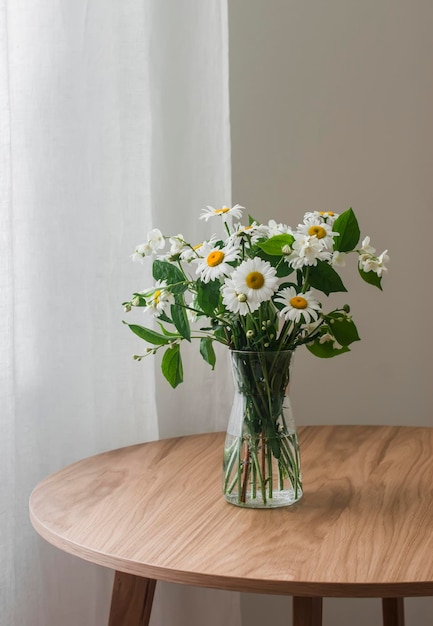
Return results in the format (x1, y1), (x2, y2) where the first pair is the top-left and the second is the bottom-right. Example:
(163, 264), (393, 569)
(224, 488), (303, 509)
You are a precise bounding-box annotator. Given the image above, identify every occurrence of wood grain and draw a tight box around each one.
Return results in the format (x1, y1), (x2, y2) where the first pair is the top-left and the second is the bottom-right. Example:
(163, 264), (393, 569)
(29, 426), (433, 597)
(293, 596), (322, 626)
(382, 598), (405, 626)
(108, 572), (156, 626)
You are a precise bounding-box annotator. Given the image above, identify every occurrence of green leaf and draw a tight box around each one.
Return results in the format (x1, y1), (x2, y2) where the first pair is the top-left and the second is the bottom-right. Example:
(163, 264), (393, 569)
(124, 322), (177, 345)
(325, 314), (360, 346)
(308, 261), (347, 295)
(157, 311), (173, 324)
(333, 208), (360, 252)
(161, 344), (183, 388)
(256, 250), (294, 278)
(199, 337), (216, 370)
(196, 279), (221, 316)
(152, 260), (186, 294)
(257, 234), (294, 256)
(170, 298), (191, 341)
(306, 340), (350, 358)
(358, 267), (383, 290)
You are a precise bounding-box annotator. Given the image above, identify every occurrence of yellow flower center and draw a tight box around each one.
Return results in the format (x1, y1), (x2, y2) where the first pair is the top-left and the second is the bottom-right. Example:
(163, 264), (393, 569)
(290, 296), (308, 309)
(153, 289), (161, 304)
(245, 271), (265, 289)
(319, 211), (335, 216)
(214, 206), (230, 214)
(308, 225), (327, 239)
(207, 250), (225, 267)
(193, 243), (203, 250)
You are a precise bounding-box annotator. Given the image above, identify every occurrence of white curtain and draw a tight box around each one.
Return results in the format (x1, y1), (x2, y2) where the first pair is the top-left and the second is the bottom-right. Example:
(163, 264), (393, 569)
(0, 1), (239, 625)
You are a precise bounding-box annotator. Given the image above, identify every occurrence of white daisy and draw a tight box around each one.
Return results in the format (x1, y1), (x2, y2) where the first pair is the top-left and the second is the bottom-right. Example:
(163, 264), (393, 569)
(227, 222), (261, 246)
(180, 235), (219, 262)
(199, 204), (244, 222)
(303, 210), (339, 225)
(231, 258), (278, 307)
(144, 281), (174, 317)
(221, 278), (251, 315)
(285, 233), (332, 270)
(297, 218), (338, 250)
(255, 219), (293, 239)
(275, 286), (321, 324)
(195, 242), (240, 283)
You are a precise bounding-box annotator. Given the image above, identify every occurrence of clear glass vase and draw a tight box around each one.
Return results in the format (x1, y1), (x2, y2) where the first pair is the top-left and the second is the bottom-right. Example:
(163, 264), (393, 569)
(222, 350), (302, 508)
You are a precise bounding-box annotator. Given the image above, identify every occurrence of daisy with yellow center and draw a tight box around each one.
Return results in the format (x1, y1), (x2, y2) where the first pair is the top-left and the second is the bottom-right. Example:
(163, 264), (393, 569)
(303, 210), (339, 225)
(230, 258), (278, 310)
(275, 286), (321, 324)
(195, 242), (240, 283)
(144, 280), (174, 318)
(298, 218), (338, 250)
(227, 221), (261, 245)
(199, 203), (244, 223)
(221, 278), (250, 315)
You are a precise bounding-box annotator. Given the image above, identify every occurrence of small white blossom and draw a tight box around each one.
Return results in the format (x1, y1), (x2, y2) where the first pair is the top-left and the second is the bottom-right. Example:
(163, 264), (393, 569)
(360, 236), (376, 255)
(169, 234), (187, 255)
(332, 251), (346, 267)
(285, 234), (331, 270)
(319, 331), (343, 349)
(147, 228), (165, 251)
(131, 228), (165, 262)
(131, 242), (153, 262)
(359, 250), (389, 277)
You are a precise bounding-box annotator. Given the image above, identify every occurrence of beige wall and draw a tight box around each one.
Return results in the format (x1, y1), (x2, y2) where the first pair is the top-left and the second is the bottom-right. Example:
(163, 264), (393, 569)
(229, 1), (433, 624)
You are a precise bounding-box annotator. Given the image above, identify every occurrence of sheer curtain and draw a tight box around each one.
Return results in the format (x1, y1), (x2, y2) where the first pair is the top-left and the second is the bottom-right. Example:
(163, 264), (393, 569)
(0, 1), (239, 625)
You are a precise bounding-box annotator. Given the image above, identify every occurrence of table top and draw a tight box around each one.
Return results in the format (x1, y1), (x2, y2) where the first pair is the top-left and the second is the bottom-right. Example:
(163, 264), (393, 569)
(29, 425), (433, 598)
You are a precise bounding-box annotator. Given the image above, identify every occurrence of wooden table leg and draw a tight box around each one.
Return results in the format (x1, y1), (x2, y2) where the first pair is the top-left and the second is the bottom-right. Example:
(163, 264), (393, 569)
(382, 598), (405, 626)
(108, 571), (156, 626)
(293, 596), (323, 626)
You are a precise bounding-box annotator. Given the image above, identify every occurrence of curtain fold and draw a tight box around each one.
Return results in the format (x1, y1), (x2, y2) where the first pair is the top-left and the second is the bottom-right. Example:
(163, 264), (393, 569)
(0, 1), (236, 624)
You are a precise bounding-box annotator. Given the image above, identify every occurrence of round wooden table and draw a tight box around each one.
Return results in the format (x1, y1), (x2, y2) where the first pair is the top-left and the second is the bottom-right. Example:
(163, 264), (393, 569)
(29, 426), (433, 626)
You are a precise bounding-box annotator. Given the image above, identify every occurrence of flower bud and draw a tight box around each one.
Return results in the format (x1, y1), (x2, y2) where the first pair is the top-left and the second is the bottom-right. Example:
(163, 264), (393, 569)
(246, 330), (254, 339)
(124, 303), (132, 313)
(132, 296), (140, 307)
(237, 293), (247, 302)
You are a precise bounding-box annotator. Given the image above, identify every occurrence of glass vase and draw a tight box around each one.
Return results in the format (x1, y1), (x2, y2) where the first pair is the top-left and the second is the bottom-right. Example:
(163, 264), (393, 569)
(222, 350), (302, 508)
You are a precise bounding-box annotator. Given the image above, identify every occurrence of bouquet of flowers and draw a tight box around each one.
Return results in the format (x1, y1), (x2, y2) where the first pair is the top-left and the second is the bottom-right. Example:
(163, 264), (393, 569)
(123, 204), (388, 507)
(123, 204), (388, 388)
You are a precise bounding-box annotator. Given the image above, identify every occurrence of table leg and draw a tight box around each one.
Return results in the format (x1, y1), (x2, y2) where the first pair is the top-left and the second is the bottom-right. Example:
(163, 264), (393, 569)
(108, 571), (156, 626)
(293, 596), (323, 626)
(382, 598), (405, 626)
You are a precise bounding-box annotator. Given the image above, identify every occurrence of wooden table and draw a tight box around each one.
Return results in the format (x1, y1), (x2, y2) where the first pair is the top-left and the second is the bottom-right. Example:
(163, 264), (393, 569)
(29, 426), (433, 626)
